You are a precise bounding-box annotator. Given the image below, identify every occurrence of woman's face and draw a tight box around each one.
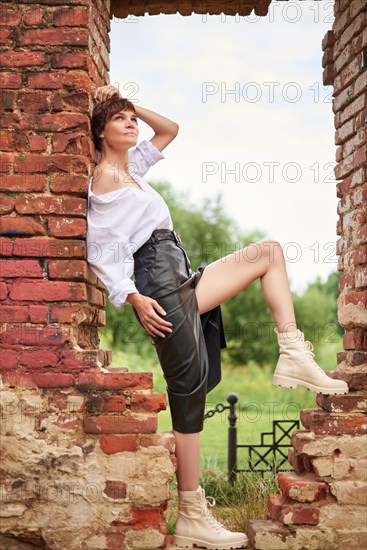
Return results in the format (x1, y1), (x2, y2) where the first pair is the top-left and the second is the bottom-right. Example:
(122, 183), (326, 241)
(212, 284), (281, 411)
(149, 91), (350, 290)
(100, 109), (139, 151)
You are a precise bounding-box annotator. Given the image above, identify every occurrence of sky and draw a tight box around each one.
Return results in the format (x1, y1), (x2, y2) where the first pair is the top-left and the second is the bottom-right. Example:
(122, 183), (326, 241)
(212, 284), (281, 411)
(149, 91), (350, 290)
(109, 1), (338, 294)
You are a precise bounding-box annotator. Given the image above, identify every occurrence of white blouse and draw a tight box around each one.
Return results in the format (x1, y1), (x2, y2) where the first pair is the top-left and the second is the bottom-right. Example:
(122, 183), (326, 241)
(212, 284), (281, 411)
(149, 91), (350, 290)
(86, 139), (173, 308)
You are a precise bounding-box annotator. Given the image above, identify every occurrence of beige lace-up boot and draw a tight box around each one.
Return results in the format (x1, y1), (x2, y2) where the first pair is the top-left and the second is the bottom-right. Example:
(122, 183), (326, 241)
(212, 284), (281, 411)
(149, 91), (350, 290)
(272, 327), (349, 395)
(172, 486), (248, 549)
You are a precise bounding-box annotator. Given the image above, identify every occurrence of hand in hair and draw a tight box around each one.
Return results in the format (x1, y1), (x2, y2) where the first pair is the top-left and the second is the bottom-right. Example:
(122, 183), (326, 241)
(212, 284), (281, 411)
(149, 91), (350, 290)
(93, 85), (121, 103)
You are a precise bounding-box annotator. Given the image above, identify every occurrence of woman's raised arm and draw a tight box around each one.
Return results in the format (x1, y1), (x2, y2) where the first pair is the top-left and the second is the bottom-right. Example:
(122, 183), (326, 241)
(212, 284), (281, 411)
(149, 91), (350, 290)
(134, 104), (179, 152)
(93, 84), (179, 153)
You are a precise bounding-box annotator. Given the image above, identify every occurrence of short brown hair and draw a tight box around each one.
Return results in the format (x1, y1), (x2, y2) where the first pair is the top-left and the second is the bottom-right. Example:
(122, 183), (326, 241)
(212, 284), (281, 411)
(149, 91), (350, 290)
(91, 95), (137, 153)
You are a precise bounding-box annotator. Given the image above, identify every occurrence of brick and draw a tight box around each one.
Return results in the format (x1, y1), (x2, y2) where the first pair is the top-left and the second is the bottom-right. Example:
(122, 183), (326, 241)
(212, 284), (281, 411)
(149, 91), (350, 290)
(335, 118), (354, 145)
(0, 196), (14, 214)
(105, 533), (125, 549)
(49, 304), (105, 326)
(355, 70), (367, 96)
(15, 196), (87, 215)
(323, 64), (334, 87)
(27, 71), (91, 92)
(0, 8), (22, 26)
(321, 47), (333, 69)
(330, 480), (367, 505)
(334, 149), (356, 180)
(334, 56), (361, 95)
(0, 282), (8, 300)
(60, 349), (112, 370)
(335, 529), (367, 550)
(104, 481), (126, 500)
(48, 218), (87, 238)
(0, 28), (13, 45)
(48, 259), (89, 279)
(300, 408), (367, 435)
(139, 432), (175, 453)
(28, 305), (49, 323)
(83, 415), (157, 435)
(319, 503), (367, 528)
(130, 392), (166, 413)
(1, 324), (73, 346)
(17, 91), (51, 113)
(341, 207), (366, 235)
(23, 9), (45, 26)
(353, 187), (367, 208)
(267, 493), (286, 521)
(334, 12), (367, 62)
(316, 391), (367, 413)
(355, 268), (367, 290)
(51, 52), (88, 70)
(9, 281), (87, 302)
(19, 349), (58, 368)
(278, 472), (328, 503)
(114, 507), (163, 529)
(0, 130), (25, 152)
(0, 174), (46, 193)
(291, 431), (367, 459)
(1, 371), (75, 388)
(34, 115), (90, 133)
(100, 435), (138, 454)
(13, 238), (85, 258)
(76, 372), (153, 392)
(0, 218), (46, 238)
(0, 305), (29, 322)
(344, 127), (367, 158)
(248, 519), (291, 550)
(288, 447), (306, 475)
(0, 73), (22, 89)
(18, 28), (89, 47)
(0, 51), (45, 68)
(0, 348), (17, 371)
(85, 394), (127, 414)
(29, 135), (47, 152)
(0, 259), (43, 278)
(281, 503), (320, 525)
(50, 174), (87, 194)
(328, 366), (367, 391)
(53, 7), (88, 26)
(340, 92), (367, 125)
(322, 30), (335, 51)
(343, 327), (366, 351)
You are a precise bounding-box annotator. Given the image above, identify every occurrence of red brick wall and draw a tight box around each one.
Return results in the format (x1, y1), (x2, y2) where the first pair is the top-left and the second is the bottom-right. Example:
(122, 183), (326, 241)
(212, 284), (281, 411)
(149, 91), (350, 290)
(0, 2), (175, 548)
(323, 0), (367, 386)
(250, 1), (367, 547)
(0, 0), (111, 378)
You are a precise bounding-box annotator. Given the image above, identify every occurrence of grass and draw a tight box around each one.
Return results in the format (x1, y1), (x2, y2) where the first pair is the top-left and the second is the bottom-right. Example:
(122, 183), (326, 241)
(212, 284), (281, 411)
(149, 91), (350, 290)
(165, 468), (280, 536)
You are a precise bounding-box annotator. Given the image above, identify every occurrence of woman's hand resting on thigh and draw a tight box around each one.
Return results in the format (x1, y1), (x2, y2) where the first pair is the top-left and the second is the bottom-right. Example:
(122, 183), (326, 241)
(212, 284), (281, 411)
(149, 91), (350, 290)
(127, 293), (173, 338)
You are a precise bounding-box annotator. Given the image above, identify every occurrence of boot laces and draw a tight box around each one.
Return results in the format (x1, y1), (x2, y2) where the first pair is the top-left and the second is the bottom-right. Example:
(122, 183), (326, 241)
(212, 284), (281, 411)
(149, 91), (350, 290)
(303, 338), (324, 373)
(201, 495), (226, 531)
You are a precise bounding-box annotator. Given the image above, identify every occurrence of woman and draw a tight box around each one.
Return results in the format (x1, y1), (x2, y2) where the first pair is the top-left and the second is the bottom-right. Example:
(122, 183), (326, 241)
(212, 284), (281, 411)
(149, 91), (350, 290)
(86, 84), (348, 550)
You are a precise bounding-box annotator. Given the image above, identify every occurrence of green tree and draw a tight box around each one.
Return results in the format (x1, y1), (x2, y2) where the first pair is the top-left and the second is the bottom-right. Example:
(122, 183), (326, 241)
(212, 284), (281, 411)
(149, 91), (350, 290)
(98, 180), (341, 369)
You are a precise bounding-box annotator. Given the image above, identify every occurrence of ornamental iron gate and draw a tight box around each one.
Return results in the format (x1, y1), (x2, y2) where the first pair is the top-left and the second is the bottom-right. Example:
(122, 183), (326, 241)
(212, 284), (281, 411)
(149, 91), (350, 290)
(204, 393), (300, 482)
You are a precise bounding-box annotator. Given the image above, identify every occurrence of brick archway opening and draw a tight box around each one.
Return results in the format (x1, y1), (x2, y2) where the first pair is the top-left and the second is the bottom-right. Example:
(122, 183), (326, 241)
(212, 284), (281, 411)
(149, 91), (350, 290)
(0, 1), (366, 549)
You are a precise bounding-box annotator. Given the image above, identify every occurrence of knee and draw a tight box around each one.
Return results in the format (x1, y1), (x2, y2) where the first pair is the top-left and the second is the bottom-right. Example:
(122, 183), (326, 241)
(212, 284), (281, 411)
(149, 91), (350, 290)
(258, 239), (284, 264)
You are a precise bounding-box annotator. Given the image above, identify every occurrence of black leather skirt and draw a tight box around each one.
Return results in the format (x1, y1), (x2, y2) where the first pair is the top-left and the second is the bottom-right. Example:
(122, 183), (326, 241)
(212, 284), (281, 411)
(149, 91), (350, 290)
(132, 228), (226, 433)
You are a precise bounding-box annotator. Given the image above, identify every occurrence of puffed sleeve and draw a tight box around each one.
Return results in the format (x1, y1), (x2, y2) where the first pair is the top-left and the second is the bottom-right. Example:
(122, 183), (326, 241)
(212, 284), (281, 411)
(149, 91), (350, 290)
(128, 139), (165, 178)
(86, 226), (140, 309)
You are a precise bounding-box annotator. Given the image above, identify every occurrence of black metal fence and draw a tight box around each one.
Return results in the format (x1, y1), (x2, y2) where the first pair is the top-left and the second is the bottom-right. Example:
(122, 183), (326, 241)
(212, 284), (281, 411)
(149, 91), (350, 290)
(204, 392), (300, 482)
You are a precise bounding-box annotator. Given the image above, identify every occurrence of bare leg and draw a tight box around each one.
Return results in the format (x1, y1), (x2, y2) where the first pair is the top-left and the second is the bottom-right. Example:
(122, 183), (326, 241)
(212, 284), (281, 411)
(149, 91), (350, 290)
(174, 241), (296, 491)
(194, 240), (297, 332)
(173, 430), (200, 490)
